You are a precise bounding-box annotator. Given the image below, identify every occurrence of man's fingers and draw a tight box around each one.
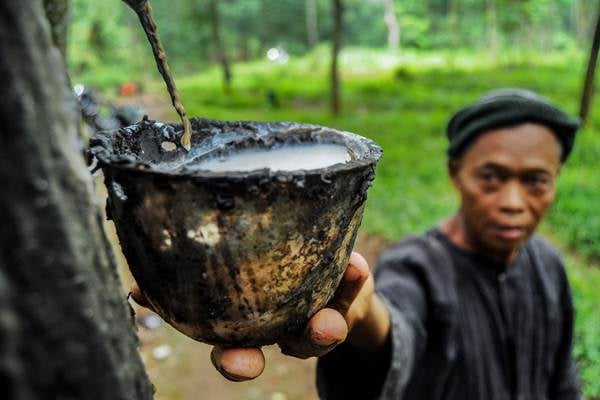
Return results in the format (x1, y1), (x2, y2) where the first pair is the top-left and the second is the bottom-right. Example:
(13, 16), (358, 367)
(309, 307), (348, 347)
(278, 308), (348, 359)
(129, 282), (152, 308)
(328, 252), (370, 316)
(210, 347), (265, 382)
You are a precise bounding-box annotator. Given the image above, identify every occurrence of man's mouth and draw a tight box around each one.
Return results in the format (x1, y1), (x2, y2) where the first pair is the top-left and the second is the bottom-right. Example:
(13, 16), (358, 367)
(493, 225), (526, 240)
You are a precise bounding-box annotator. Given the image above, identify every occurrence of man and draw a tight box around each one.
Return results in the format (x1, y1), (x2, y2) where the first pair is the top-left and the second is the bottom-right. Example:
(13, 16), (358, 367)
(133, 89), (581, 399)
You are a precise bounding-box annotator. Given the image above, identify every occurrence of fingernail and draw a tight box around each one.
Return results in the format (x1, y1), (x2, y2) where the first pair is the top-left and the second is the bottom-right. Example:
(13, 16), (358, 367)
(345, 265), (362, 282)
(311, 329), (338, 347)
(220, 369), (249, 382)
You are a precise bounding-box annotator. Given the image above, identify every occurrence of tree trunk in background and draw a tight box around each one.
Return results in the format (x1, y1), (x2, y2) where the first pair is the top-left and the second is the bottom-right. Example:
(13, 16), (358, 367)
(239, 36), (250, 61)
(574, 0), (588, 49)
(486, 0), (499, 61)
(208, 0), (232, 92)
(306, 0), (319, 48)
(331, 0), (343, 115)
(447, 0), (459, 47)
(580, 9), (600, 125)
(383, 0), (400, 51)
(0, 1), (153, 399)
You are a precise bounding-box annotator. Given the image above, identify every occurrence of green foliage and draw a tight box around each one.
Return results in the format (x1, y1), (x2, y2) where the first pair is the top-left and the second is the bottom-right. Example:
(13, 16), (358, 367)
(546, 129), (600, 262)
(75, 46), (600, 397)
(68, 0), (600, 77)
(171, 52), (600, 396)
(565, 255), (600, 398)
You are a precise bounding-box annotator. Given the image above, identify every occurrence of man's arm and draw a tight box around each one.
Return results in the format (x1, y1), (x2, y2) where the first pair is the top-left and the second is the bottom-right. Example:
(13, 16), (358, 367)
(317, 246), (429, 399)
(548, 268), (581, 400)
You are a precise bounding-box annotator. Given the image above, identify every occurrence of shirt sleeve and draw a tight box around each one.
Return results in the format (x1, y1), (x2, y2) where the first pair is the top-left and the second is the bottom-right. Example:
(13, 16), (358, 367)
(548, 265), (581, 400)
(316, 245), (430, 399)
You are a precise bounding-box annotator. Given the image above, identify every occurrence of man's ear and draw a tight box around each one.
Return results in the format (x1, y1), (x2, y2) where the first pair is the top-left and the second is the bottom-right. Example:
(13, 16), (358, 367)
(448, 158), (461, 188)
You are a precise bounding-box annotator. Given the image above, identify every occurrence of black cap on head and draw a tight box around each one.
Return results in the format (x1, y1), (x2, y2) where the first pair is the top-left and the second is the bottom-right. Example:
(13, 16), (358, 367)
(446, 88), (580, 162)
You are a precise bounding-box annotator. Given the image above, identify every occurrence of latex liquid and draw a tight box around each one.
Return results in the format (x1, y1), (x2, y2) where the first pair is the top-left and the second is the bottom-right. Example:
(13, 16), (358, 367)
(190, 143), (351, 172)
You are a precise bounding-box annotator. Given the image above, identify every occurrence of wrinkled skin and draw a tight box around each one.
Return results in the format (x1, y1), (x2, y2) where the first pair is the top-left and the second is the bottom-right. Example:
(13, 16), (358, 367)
(443, 123), (562, 263)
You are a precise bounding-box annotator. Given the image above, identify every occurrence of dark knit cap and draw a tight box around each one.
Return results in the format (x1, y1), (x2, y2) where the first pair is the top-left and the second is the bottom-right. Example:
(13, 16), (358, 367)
(446, 88), (580, 162)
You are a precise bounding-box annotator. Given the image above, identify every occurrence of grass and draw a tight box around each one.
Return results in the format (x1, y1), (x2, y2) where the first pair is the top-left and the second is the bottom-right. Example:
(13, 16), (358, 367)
(74, 48), (600, 398)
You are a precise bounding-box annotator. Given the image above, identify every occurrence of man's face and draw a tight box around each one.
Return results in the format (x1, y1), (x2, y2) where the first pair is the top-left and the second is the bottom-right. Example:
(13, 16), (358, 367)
(450, 123), (562, 260)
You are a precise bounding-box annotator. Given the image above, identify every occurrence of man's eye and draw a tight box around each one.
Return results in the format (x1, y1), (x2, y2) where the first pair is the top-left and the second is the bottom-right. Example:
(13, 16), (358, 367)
(524, 175), (549, 186)
(479, 172), (499, 182)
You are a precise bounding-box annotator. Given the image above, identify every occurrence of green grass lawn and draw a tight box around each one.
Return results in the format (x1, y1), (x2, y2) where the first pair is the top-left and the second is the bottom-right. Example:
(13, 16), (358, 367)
(77, 49), (600, 397)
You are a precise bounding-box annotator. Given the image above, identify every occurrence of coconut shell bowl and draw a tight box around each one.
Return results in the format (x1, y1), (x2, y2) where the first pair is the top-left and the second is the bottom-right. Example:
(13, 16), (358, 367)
(90, 118), (381, 346)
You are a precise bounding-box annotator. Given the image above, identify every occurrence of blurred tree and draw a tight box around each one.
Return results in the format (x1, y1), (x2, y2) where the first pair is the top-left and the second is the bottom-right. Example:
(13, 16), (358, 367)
(208, 0), (232, 91)
(331, 0), (343, 114)
(306, 0), (320, 48)
(0, 0), (153, 398)
(43, 0), (69, 59)
(486, 0), (499, 59)
(221, 0), (262, 61)
(383, 0), (400, 51)
(65, 0), (600, 77)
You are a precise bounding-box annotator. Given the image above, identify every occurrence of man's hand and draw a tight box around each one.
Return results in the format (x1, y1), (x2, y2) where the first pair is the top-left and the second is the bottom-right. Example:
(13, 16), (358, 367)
(130, 251), (390, 382)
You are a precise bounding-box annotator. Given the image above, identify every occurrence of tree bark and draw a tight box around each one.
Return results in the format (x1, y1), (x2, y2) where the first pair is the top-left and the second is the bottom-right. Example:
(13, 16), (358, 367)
(208, 0), (232, 92)
(331, 0), (343, 115)
(580, 8), (600, 125)
(0, 1), (153, 399)
(383, 0), (400, 51)
(43, 0), (69, 60)
(306, 0), (319, 48)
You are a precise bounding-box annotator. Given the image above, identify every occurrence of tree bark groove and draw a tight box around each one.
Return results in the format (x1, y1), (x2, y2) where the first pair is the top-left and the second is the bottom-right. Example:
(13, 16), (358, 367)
(0, 1), (154, 399)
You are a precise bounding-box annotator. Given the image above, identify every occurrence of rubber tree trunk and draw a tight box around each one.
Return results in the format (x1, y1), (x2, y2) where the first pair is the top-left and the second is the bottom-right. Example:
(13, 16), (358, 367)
(0, 1), (154, 399)
(208, 0), (232, 92)
(580, 8), (600, 125)
(330, 0), (343, 115)
(383, 0), (400, 51)
(43, 0), (69, 60)
(306, 0), (319, 48)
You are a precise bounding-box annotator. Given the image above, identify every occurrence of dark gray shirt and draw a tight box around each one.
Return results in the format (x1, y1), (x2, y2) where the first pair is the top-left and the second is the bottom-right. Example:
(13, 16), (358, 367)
(317, 229), (580, 399)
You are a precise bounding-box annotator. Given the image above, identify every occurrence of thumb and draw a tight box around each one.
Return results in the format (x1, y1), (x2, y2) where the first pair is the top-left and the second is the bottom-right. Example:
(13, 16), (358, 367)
(327, 252), (370, 316)
(210, 346), (265, 382)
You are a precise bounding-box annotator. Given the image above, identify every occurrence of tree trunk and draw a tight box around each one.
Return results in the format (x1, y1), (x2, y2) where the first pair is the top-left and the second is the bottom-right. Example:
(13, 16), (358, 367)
(239, 36), (250, 61)
(383, 0), (400, 51)
(0, 1), (153, 399)
(208, 0), (232, 92)
(486, 0), (499, 61)
(580, 9), (600, 125)
(331, 0), (343, 115)
(306, 0), (319, 48)
(574, 0), (588, 49)
(447, 0), (459, 46)
(43, 0), (69, 60)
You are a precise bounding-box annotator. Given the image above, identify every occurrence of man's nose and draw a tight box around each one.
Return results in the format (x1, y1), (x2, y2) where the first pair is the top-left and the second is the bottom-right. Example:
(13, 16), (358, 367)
(498, 180), (526, 213)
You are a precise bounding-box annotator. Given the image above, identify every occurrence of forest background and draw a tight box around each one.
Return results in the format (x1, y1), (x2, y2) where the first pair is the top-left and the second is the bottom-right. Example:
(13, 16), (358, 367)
(66, 1), (600, 399)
